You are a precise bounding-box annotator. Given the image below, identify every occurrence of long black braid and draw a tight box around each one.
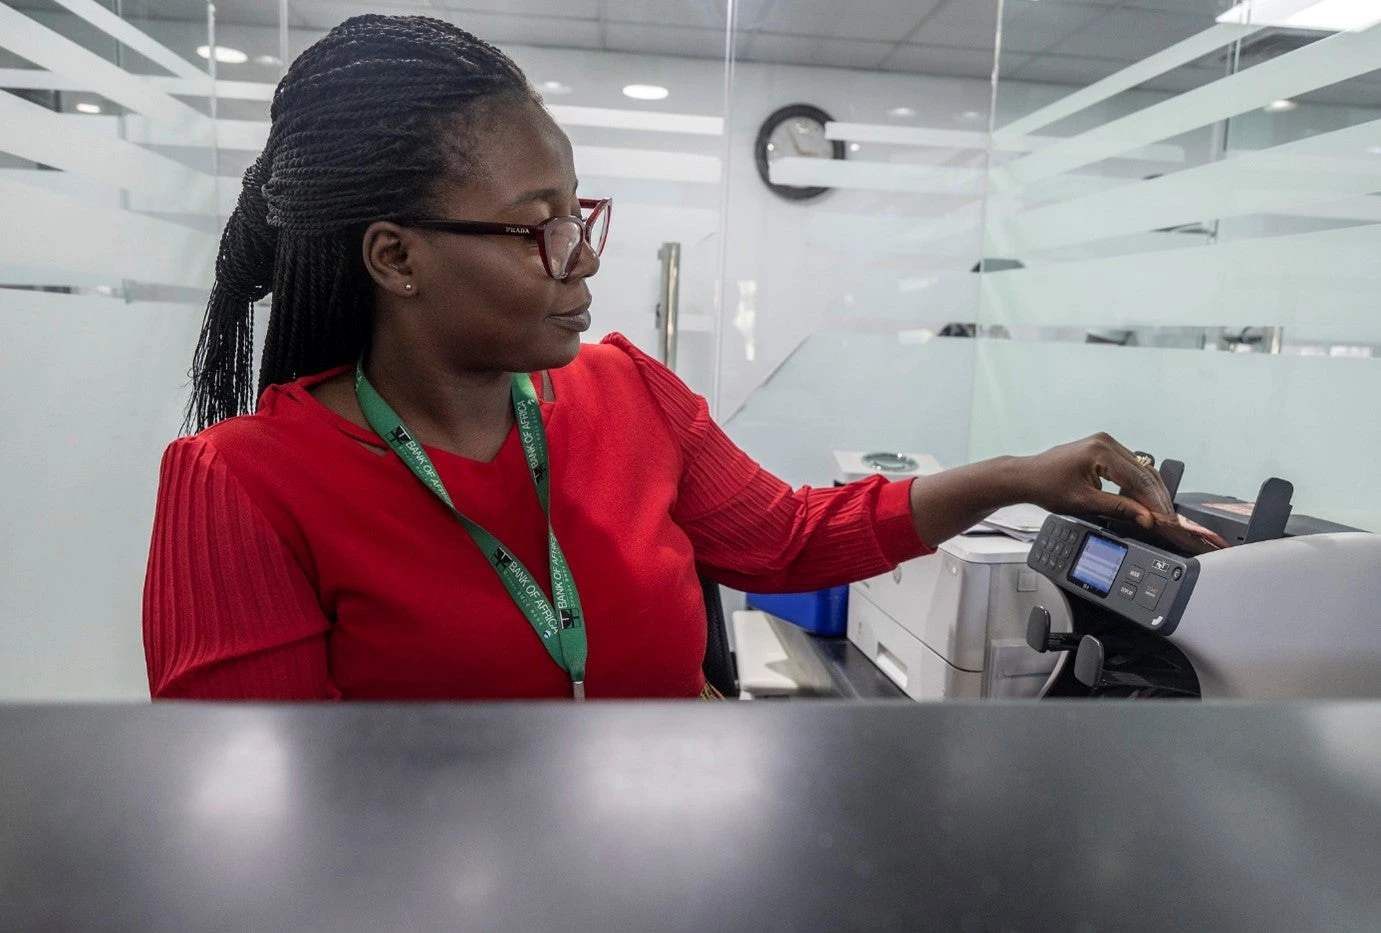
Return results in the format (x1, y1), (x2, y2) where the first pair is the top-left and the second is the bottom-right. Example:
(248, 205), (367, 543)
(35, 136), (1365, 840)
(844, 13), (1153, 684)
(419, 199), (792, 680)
(186, 14), (536, 432)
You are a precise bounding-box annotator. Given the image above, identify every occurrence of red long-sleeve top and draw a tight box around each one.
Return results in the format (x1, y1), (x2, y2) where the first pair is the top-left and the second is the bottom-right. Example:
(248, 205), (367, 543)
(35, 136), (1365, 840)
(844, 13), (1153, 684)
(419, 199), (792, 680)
(143, 334), (930, 700)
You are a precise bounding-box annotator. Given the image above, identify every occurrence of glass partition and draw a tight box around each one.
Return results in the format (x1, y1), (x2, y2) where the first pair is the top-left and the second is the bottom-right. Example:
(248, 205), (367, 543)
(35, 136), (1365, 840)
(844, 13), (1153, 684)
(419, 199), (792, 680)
(974, 0), (1381, 532)
(1, 0), (232, 699)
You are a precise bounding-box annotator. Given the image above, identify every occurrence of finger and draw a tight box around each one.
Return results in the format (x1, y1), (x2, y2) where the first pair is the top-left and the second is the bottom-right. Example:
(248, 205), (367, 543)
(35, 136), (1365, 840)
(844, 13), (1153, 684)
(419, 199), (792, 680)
(1086, 488), (1155, 530)
(1092, 435), (1174, 515)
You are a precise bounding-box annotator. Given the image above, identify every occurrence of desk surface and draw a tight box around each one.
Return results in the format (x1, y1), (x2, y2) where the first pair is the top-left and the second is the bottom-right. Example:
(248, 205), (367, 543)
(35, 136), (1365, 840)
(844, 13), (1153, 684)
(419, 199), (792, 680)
(3, 702), (1380, 932)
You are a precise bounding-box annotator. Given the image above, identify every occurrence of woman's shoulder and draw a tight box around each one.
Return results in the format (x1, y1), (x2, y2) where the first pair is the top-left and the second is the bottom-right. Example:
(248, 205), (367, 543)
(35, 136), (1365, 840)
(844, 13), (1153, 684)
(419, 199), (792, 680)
(169, 365), (359, 475)
(566, 332), (687, 399)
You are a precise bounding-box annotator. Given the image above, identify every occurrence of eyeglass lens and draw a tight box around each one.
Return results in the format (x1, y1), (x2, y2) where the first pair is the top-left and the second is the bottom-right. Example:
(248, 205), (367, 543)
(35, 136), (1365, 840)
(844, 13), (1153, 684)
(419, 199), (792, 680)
(544, 208), (609, 279)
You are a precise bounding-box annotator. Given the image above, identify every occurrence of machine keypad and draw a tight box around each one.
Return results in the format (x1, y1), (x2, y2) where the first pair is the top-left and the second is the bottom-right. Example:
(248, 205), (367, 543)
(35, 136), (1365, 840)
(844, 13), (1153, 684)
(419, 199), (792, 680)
(1137, 574), (1168, 610)
(1030, 514), (1198, 636)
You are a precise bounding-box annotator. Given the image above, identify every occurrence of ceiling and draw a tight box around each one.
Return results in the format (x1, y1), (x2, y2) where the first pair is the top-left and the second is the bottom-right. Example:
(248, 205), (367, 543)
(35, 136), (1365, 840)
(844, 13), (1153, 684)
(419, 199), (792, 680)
(26, 0), (1381, 103)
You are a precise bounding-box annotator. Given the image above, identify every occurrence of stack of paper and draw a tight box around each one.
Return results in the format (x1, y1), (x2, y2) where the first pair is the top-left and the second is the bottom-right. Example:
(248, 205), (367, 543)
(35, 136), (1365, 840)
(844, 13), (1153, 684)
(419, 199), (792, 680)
(967, 504), (1050, 542)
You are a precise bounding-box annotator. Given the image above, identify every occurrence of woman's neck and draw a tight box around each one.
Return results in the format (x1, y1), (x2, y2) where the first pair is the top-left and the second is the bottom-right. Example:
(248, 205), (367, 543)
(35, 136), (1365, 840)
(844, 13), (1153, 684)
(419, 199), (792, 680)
(364, 335), (516, 463)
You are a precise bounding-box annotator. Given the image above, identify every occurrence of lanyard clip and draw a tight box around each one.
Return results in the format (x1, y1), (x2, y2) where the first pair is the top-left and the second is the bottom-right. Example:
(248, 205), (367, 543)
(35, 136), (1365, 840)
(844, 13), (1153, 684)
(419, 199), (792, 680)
(572, 680), (586, 701)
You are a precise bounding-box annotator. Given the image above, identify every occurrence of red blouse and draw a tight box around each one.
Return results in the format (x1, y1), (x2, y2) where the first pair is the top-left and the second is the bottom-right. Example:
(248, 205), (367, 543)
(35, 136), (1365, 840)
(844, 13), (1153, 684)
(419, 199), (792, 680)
(142, 334), (930, 700)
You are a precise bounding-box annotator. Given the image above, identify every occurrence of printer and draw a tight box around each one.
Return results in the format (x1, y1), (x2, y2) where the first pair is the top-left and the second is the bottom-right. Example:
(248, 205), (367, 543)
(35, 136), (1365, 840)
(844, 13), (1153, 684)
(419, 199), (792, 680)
(847, 530), (1073, 700)
(1022, 462), (1381, 699)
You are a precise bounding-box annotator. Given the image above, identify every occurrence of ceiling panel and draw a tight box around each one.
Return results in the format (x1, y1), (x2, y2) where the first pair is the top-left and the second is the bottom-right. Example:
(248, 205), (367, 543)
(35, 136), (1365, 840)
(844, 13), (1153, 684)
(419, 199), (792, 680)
(604, 23), (728, 59)
(881, 43), (998, 78)
(746, 1), (844, 37)
(813, 37), (896, 70)
(603, 0), (724, 30)
(999, 0), (1110, 55)
(206, 0), (285, 28)
(906, 0), (1001, 50)
(291, 5), (603, 46)
(1047, 7), (1215, 60)
(820, 0), (941, 42)
(431, 0), (602, 17)
(1002, 53), (1128, 85)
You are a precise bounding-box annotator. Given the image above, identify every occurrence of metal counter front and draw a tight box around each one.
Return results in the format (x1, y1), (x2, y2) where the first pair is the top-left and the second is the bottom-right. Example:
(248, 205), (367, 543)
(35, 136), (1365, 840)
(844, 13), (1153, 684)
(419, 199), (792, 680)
(2, 702), (1379, 931)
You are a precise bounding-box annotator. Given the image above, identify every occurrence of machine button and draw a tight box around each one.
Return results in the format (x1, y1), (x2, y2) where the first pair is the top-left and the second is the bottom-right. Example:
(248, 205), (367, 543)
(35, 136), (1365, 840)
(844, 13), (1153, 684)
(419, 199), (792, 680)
(1152, 558), (1172, 574)
(1137, 574), (1168, 610)
(1172, 566), (1183, 581)
(1126, 565), (1145, 583)
(1118, 583), (1137, 599)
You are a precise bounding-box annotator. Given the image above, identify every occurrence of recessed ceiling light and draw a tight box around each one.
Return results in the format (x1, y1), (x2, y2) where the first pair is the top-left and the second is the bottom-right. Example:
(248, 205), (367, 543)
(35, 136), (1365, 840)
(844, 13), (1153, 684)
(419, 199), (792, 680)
(956, 109), (985, 122)
(75, 102), (102, 114)
(849, 142), (861, 152)
(1263, 98), (1298, 112)
(253, 54), (281, 66)
(1218, 0), (1381, 32)
(539, 80), (573, 95)
(888, 106), (916, 118)
(622, 84), (669, 101)
(196, 45), (248, 65)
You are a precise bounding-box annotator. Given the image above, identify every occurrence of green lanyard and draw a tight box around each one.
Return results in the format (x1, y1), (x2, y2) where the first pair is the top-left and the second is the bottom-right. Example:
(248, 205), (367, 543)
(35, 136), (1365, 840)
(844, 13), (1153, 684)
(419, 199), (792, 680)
(354, 361), (588, 699)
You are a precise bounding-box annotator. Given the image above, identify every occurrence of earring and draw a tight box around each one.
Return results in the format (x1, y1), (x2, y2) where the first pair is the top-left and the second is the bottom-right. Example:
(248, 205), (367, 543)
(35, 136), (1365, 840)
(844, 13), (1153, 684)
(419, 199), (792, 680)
(403, 283), (414, 292)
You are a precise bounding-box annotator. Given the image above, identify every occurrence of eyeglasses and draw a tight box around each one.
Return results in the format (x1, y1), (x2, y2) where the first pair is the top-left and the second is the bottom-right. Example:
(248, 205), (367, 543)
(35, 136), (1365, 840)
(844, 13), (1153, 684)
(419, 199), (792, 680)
(399, 197), (611, 281)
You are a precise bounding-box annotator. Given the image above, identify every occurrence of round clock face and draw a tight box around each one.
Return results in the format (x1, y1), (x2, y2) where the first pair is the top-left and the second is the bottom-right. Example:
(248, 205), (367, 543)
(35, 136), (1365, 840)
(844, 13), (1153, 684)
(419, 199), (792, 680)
(754, 104), (846, 202)
(766, 116), (833, 161)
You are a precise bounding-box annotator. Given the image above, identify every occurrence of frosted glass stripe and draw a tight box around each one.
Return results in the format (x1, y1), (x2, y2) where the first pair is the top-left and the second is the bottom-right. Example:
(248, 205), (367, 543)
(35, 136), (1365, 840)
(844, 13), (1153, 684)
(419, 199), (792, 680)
(993, 20), (1381, 190)
(995, 23), (1260, 140)
(547, 104), (722, 135)
(980, 224), (1381, 330)
(968, 340), (1381, 533)
(770, 158), (983, 195)
(0, 101), (214, 207)
(149, 77), (274, 101)
(3, 177), (215, 288)
(829, 122), (1185, 163)
(0, 70), (268, 103)
(0, 4), (210, 141)
(572, 145), (720, 183)
(50, 0), (207, 83)
(991, 118), (1381, 254)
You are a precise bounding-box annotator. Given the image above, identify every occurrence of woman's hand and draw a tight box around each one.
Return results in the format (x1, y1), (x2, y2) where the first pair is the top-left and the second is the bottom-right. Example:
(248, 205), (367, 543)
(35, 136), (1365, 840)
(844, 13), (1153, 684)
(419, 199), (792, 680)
(907, 432), (1174, 548)
(1013, 432), (1171, 531)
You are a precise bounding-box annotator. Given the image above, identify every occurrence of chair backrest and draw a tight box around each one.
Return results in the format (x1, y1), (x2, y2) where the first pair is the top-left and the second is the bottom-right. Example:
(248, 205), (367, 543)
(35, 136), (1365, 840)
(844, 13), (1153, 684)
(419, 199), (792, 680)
(699, 576), (739, 698)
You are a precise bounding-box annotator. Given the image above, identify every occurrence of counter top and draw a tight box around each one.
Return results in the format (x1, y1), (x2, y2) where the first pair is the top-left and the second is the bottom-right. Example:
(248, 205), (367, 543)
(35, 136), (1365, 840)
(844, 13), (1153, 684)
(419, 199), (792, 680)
(3, 702), (1379, 931)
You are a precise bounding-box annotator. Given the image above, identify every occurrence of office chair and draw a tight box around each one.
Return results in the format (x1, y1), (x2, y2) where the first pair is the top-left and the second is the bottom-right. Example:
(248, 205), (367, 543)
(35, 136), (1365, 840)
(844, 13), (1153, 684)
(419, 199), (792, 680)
(699, 575), (739, 698)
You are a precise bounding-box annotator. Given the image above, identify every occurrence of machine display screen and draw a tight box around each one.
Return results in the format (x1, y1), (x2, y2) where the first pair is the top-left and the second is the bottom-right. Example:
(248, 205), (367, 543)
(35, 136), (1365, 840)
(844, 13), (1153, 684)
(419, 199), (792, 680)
(1069, 534), (1128, 597)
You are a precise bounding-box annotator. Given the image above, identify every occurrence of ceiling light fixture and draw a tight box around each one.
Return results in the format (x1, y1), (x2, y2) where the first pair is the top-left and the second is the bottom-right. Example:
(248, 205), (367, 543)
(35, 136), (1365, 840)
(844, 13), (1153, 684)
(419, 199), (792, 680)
(253, 54), (281, 66)
(539, 80), (573, 95)
(1218, 0), (1381, 32)
(1263, 98), (1299, 111)
(888, 106), (916, 118)
(622, 84), (669, 101)
(196, 44), (248, 64)
(75, 102), (102, 114)
(849, 142), (861, 152)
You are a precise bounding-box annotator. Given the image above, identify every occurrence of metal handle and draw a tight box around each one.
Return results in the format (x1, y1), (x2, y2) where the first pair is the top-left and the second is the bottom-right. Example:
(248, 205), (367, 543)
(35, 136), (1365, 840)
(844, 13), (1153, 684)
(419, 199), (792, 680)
(656, 241), (681, 369)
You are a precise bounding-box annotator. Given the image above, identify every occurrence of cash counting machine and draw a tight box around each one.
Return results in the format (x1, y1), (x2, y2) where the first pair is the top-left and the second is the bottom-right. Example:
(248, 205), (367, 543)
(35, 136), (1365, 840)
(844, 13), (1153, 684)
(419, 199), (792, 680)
(1024, 461), (1381, 699)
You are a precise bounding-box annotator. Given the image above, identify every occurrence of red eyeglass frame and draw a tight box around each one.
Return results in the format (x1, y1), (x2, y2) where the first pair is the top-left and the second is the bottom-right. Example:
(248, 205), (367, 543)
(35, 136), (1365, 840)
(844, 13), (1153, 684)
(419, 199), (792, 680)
(399, 197), (612, 281)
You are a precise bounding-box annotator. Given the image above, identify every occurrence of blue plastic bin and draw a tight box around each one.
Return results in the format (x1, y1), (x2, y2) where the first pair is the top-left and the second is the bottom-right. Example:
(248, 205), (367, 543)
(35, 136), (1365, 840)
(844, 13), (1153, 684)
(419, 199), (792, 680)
(745, 586), (849, 637)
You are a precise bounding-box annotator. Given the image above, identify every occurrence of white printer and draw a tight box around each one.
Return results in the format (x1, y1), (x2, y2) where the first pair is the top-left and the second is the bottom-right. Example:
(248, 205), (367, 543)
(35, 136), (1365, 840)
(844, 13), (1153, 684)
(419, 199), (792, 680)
(847, 531), (1072, 700)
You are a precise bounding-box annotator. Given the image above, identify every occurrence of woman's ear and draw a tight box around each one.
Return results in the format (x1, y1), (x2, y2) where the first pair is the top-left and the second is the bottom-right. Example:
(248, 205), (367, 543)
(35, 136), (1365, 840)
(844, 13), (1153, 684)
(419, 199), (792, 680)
(362, 221), (419, 297)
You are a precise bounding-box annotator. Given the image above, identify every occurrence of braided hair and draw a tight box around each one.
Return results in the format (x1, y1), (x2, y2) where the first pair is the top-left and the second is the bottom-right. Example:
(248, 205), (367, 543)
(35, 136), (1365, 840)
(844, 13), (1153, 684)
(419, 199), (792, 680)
(187, 14), (536, 432)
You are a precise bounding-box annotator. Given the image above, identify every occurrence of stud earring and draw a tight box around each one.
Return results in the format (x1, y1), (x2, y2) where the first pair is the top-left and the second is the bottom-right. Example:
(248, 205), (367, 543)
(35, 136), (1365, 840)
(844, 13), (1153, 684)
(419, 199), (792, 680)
(403, 283), (414, 292)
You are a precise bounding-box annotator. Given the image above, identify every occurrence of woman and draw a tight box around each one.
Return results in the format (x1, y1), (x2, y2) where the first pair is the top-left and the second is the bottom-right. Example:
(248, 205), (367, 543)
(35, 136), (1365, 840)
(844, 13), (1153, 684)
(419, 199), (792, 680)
(143, 14), (1170, 701)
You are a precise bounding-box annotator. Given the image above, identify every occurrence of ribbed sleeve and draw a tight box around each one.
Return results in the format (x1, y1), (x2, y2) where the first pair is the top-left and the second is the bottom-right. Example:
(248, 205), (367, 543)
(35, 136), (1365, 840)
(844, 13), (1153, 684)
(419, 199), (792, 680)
(142, 437), (337, 700)
(610, 336), (933, 592)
